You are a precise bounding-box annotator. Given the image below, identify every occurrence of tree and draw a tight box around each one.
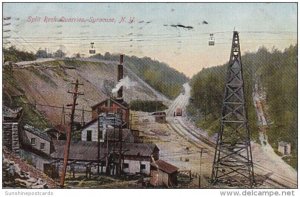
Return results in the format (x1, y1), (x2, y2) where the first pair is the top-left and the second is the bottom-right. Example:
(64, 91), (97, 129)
(35, 48), (48, 58)
(54, 49), (66, 58)
(104, 52), (111, 60)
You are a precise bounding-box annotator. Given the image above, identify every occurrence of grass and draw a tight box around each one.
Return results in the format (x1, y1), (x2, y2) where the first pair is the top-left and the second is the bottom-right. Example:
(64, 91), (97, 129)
(12, 96), (50, 129)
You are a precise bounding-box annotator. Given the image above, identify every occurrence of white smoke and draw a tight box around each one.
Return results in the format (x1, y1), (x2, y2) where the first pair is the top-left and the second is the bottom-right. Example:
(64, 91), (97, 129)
(112, 76), (137, 93)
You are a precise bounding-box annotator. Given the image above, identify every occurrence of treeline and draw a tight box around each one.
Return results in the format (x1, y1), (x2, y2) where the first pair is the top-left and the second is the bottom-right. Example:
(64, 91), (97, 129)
(189, 45), (297, 168)
(3, 46), (68, 63)
(130, 100), (167, 112)
(91, 52), (189, 99)
(3, 46), (36, 62)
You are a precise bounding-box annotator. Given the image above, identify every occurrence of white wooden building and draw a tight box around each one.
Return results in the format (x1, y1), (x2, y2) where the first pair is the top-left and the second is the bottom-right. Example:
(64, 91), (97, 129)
(81, 119), (135, 143)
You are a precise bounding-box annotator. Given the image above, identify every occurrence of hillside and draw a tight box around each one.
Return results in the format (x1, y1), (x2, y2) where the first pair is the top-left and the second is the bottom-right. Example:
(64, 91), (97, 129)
(3, 59), (172, 128)
(91, 53), (189, 99)
(188, 45), (297, 169)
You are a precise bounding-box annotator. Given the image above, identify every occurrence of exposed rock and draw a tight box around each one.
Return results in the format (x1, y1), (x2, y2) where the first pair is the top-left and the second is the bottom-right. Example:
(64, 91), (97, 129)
(3, 150), (57, 188)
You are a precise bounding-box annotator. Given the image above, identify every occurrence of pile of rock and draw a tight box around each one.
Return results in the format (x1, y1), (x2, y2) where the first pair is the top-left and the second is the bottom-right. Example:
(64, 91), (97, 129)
(3, 156), (49, 189)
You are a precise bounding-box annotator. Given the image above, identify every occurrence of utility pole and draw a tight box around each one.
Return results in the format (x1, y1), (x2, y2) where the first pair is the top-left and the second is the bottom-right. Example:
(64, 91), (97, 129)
(61, 105), (65, 125)
(60, 79), (83, 188)
(81, 106), (85, 126)
(199, 148), (207, 188)
(211, 31), (255, 188)
(118, 111), (123, 176)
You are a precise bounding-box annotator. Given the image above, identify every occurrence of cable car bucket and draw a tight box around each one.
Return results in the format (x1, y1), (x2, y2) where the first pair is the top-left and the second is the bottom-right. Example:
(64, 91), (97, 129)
(209, 34), (215, 46)
(89, 42), (96, 54)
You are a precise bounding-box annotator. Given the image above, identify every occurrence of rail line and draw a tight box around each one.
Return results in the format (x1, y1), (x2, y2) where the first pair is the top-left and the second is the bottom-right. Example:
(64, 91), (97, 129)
(166, 117), (297, 188)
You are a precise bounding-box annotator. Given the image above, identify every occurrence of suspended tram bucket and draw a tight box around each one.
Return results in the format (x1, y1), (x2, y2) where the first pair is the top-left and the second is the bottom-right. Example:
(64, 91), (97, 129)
(89, 42), (96, 54)
(208, 33), (215, 46)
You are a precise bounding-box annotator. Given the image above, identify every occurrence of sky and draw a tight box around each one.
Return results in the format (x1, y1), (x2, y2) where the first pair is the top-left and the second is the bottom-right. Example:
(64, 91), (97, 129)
(3, 3), (297, 77)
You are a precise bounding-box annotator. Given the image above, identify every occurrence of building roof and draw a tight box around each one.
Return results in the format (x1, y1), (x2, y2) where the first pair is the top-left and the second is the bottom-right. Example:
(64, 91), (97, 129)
(3, 105), (23, 121)
(278, 141), (291, 146)
(106, 128), (134, 143)
(51, 140), (158, 161)
(51, 140), (100, 161)
(91, 97), (129, 110)
(151, 111), (166, 116)
(81, 118), (98, 130)
(122, 143), (158, 157)
(23, 124), (51, 142)
(151, 160), (178, 174)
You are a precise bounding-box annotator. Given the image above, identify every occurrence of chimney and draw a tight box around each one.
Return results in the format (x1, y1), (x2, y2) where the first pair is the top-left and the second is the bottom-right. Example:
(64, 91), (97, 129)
(117, 54), (124, 99)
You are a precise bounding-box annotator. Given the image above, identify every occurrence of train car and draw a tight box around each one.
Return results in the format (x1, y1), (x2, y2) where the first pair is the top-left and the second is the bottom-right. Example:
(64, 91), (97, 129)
(175, 108), (182, 116)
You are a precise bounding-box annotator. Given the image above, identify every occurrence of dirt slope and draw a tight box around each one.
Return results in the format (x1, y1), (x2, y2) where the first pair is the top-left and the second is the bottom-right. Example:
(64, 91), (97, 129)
(3, 59), (168, 126)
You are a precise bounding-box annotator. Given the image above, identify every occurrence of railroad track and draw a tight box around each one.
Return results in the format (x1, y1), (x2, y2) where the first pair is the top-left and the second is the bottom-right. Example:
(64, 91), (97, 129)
(167, 117), (298, 188)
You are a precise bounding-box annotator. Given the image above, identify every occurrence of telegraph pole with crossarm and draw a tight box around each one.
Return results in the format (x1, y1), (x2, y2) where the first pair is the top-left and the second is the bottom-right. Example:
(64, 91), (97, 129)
(60, 79), (83, 187)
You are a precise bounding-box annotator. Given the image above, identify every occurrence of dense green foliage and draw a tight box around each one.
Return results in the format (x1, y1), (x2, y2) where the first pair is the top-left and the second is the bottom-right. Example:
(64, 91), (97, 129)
(3, 46), (36, 62)
(91, 52), (188, 99)
(189, 45), (297, 169)
(130, 100), (167, 112)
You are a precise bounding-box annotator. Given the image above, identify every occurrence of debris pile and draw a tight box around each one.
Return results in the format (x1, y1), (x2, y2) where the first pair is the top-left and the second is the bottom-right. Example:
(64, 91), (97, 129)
(3, 156), (49, 188)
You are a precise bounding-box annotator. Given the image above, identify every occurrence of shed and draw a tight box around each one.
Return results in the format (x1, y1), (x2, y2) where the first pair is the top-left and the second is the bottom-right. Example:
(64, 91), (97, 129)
(278, 141), (291, 155)
(151, 111), (166, 123)
(150, 160), (178, 187)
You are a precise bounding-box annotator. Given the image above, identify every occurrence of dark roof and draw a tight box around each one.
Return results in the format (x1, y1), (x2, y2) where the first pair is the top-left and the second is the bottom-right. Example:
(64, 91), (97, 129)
(106, 128), (134, 143)
(279, 141), (290, 146)
(23, 124), (51, 142)
(122, 143), (158, 157)
(3, 105), (23, 121)
(151, 160), (178, 174)
(151, 111), (166, 116)
(51, 140), (100, 161)
(91, 97), (129, 110)
(51, 140), (158, 161)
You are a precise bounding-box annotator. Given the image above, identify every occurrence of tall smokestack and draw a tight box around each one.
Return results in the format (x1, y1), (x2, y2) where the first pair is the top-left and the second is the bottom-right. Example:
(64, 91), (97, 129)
(117, 54), (124, 99)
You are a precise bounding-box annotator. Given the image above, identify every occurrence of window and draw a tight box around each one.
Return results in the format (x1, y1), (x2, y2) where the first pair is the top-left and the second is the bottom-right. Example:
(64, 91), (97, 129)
(123, 163), (129, 168)
(140, 164), (146, 170)
(40, 143), (45, 150)
(86, 130), (92, 141)
(31, 138), (36, 145)
(99, 129), (103, 140)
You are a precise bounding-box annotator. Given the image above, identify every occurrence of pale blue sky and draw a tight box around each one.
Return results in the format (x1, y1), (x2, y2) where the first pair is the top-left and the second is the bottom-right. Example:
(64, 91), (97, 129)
(3, 3), (297, 77)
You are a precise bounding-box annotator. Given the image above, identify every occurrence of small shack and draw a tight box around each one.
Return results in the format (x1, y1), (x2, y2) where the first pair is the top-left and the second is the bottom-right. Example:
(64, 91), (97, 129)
(278, 141), (291, 155)
(151, 111), (166, 123)
(150, 160), (178, 187)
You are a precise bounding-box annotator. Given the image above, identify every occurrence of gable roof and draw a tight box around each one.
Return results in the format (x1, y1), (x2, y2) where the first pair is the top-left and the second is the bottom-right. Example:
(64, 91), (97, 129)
(151, 160), (178, 174)
(23, 124), (51, 142)
(51, 140), (158, 161)
(91, 97), (129, 110)
(122, 142), (158, 157)
(81, 118), (98, 130)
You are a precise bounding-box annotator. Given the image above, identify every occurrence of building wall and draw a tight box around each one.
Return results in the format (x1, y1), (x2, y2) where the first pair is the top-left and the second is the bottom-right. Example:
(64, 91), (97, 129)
(92, 101), (130, 128)
(3, 122), (20, 154)
(22, 130), (51, 155)
(81, 121), (106, 142)
(20, 149), (50, 171)
(122, 159), (151, 175)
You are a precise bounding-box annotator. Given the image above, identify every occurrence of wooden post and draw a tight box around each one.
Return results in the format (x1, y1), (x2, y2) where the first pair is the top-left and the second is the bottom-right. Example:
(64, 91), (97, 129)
(60, 79), (83, 187)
